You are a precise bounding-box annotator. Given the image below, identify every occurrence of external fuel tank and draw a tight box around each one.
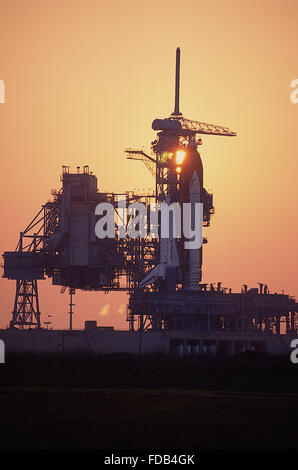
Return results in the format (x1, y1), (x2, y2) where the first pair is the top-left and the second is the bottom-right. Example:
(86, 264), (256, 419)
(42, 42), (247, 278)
(178, 143), (204, 290)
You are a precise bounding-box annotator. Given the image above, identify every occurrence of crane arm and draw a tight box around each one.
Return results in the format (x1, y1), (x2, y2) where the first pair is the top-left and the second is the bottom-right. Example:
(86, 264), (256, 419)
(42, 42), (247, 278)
(172, 116), (237, 136)
(125, 149), (156, 177)
(152, 116), (236, 137)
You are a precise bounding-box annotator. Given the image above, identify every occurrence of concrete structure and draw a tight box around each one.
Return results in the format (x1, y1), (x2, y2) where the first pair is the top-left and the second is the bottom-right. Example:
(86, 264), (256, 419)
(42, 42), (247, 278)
(0, 325), (295, 356)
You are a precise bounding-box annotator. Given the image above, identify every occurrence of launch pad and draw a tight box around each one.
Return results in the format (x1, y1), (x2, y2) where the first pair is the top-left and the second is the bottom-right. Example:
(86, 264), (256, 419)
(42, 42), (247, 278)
(2, 48), (298, 347)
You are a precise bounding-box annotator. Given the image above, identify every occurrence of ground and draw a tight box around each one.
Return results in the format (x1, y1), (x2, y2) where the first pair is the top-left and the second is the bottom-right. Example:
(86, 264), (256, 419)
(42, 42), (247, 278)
(0, 353), (297, 449)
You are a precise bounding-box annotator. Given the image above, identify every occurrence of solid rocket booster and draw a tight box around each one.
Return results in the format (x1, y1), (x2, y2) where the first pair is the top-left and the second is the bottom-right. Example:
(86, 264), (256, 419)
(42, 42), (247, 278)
(185, 170), (202, 291)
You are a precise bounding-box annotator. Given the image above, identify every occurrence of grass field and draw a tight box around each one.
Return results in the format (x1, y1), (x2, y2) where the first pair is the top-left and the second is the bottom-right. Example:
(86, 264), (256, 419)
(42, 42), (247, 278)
(0, 353), (297, 449)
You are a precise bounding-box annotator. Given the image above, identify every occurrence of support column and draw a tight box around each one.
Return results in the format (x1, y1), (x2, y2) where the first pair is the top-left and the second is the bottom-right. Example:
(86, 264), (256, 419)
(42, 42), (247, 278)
(10, 279), (41, 329)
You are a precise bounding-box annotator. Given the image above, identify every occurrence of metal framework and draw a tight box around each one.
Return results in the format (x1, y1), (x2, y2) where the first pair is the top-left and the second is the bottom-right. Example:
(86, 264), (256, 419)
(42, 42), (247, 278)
(3, 176), (158, 328)
(167, 116), (237, 137)
(128, 285), (298, 334)
(4, 198), (60, 328)
(11, 279), (41, 328)
(3, 47), (298, 334)
(125, 47), (298, 334)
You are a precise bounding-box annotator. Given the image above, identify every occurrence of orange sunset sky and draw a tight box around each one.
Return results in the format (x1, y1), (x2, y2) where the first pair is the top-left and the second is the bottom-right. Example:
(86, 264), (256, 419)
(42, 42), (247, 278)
(0, 0), (297, 330)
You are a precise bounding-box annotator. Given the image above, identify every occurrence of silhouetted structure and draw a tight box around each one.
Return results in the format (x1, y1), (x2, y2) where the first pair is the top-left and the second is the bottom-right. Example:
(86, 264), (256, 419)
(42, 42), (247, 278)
(3, 49), (297, 341)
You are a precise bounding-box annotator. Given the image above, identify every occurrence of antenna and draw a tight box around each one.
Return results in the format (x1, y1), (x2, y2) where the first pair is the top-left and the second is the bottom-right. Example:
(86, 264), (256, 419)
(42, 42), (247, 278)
(173, 47), (182, 116)
(153, 47), (236, 136)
